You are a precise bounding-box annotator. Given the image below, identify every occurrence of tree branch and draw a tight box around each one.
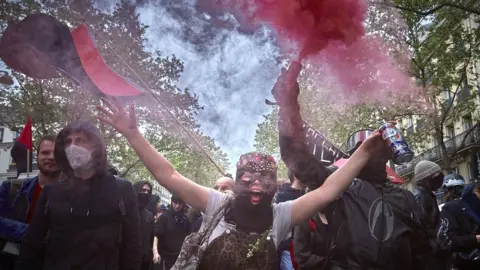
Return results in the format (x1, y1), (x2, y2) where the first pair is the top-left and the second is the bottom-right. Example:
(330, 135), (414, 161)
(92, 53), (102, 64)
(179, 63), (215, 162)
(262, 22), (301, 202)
(383, 2), (480, 16)
(119, 146), (183, 178)
(120, 158), (142, 178)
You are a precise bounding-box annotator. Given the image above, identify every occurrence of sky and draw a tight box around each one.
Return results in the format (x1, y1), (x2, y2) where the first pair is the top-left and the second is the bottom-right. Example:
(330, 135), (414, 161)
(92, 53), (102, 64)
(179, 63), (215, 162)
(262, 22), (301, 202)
(134, 0), (283, 172)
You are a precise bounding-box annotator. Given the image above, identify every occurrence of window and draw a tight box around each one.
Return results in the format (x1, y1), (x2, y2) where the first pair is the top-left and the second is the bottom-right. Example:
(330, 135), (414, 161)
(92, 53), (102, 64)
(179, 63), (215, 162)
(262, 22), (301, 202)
(0, 128), (3, 143)
(463, 114), (473, 131)
(446, 125), (455, 139)
(13, 130), (21, 140)
(407, 117), (413, 127)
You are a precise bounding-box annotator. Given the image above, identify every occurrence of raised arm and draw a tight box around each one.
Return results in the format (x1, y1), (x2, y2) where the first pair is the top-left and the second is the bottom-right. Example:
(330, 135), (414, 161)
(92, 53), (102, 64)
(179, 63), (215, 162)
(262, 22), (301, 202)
(96, 99), (210, 212)
(278, 104), (330, 187)
(290, 132), (387, 225)
(272, 65), (330, 187)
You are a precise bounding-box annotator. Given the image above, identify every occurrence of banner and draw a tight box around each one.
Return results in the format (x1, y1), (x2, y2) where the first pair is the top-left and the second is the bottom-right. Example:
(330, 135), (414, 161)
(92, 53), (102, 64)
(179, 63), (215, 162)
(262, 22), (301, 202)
(303, 122), (348, 166)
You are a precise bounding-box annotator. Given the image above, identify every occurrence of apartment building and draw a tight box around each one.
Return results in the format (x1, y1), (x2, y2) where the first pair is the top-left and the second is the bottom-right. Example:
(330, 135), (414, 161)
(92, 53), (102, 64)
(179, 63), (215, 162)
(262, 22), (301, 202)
(395, 16), (480, 191)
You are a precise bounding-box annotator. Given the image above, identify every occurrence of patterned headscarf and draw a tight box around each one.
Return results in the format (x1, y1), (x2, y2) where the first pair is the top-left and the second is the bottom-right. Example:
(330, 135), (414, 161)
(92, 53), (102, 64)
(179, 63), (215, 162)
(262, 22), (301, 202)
(235, 152), (277, 181)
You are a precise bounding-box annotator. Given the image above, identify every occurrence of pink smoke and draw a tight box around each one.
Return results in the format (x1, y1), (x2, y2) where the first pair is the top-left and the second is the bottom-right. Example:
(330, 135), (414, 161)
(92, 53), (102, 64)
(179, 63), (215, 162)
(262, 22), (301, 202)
(200, 0), (416, 102)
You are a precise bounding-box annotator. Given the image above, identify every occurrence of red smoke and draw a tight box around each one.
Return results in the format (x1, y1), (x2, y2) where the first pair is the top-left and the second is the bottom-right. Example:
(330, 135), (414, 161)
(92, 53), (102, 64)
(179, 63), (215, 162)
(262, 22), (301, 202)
(204, 0), (367, 59)
(201, 0), (415, 100)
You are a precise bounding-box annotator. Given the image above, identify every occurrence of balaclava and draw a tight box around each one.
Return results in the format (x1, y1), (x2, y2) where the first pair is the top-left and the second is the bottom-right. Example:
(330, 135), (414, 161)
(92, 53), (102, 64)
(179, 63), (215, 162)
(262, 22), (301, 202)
(132, 181), (152, 210)
(225, 152), (277, 233)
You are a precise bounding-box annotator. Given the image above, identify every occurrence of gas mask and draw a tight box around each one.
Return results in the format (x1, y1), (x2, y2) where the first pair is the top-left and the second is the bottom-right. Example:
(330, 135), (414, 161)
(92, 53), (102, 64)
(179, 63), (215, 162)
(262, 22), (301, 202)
(65, 144), (93, 171)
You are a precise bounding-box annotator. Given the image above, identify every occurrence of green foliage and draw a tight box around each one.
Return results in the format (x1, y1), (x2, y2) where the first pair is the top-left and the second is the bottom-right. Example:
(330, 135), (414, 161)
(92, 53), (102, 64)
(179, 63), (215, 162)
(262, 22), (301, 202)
(0, 0), (229, 184)
(253, 107), (288, 179)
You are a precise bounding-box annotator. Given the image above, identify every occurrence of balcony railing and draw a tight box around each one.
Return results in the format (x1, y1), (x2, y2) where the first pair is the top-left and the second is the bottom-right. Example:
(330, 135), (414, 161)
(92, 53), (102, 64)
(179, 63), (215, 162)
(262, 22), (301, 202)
(396, 124), (480, 176)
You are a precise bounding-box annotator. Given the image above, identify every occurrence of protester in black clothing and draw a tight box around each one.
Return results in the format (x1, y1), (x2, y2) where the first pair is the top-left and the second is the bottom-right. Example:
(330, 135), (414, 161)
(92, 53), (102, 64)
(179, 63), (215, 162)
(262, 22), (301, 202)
(442, 173), (466, 203)
(277, 169), (305, 270)
(293, 213), (330, 270)
(15, 121), (141, 270)
(155, 194), (190, 270)
(413, 161), (443, 234)
(133, 181), (155, 270)
(439, 184), (480, 270)
(413, 160), (448, 270)
(273, 65), (428, 270)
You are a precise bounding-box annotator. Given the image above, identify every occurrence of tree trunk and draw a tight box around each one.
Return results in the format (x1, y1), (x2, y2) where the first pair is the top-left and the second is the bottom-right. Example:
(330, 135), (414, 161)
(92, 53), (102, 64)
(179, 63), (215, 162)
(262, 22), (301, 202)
(435, 127), (452, 173)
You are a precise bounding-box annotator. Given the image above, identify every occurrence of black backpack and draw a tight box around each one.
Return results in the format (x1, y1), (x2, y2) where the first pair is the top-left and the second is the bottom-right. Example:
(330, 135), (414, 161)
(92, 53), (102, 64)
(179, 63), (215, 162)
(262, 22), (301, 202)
(325, 179), (427, 270)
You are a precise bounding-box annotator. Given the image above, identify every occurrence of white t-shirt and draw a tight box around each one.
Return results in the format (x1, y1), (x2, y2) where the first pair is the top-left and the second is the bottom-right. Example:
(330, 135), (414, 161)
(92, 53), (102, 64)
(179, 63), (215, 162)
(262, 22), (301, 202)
(204, 189), (293, 248)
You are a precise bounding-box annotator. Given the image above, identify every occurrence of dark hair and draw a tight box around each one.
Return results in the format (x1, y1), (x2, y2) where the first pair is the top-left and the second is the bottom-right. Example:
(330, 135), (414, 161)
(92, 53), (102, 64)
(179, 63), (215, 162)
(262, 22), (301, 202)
(224, 173), (233, 178)
(37, 135), (57, 155)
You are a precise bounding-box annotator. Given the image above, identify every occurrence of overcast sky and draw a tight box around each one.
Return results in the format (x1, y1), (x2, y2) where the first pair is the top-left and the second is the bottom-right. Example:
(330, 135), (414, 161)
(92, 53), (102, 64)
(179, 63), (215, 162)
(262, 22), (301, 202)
(135, 0), (283, 172)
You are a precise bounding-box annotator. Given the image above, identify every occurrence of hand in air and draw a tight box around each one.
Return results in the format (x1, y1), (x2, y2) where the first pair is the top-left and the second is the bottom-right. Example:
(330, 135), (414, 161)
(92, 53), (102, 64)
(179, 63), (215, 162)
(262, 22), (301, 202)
(96, 98), (139, 138)
(271, 62), (301, 107)
(358, 130), (391, 159)
(153, 251), (161, 264)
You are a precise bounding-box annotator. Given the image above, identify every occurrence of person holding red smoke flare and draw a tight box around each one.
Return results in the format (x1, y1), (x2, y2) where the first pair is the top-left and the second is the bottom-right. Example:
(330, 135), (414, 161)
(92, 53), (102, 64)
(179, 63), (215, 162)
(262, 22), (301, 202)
(274, 63), (431, 270)
(96, 98), (390, 270)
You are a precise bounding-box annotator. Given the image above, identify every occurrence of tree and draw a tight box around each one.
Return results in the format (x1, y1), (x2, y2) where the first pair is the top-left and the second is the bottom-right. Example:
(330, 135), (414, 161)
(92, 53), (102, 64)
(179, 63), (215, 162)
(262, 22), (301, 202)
(0, 0), (229, 184)
(253, 106), (288, 179)
(382, 0), (480, 172)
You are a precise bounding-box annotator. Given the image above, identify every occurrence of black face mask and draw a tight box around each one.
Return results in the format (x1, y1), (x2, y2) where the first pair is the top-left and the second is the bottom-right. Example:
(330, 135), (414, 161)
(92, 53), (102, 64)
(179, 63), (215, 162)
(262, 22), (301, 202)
(138, 193), (151, 209)
(224, 178), (275, 233)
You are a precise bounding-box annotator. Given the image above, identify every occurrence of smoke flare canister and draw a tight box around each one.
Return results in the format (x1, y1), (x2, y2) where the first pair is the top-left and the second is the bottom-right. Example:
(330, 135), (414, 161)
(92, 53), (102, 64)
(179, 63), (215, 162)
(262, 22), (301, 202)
(379, 123), (414, 165)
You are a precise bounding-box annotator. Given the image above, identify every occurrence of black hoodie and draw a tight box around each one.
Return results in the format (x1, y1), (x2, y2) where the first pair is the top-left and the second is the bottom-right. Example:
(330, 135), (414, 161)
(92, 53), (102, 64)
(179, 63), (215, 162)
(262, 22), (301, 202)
(133, 181), (155, 266)
(15, 121), (142, 270)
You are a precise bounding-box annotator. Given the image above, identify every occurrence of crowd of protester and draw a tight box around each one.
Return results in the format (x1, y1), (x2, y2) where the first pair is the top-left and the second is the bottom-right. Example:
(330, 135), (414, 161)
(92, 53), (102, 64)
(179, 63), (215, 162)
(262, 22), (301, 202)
(0, 71), (479, 270)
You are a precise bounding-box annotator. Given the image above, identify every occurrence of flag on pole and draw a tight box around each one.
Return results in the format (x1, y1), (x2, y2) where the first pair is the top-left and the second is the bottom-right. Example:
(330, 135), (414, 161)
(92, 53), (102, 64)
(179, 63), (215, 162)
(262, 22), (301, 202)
(10, 116), (33, 177)
(0, 13), (142, 97)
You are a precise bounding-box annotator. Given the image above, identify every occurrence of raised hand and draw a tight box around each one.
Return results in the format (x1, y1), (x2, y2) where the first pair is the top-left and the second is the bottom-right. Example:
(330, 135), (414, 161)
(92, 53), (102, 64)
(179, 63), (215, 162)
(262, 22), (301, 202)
(96, 98), (139, 138)
(271, 61), (302, 107)
(357, 131), (392, 160)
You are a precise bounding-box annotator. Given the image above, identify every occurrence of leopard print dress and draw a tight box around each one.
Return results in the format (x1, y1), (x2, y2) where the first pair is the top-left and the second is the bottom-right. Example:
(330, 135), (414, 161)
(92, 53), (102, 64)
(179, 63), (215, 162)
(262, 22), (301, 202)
(197, 224), (277, 270)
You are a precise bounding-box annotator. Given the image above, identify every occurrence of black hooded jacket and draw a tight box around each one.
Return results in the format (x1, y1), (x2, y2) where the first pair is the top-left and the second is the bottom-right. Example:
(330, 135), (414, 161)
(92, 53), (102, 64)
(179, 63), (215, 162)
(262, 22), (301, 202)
(278, 106), (428, 270)
(15, 121), (142, 270)
(133, 181), (155, 264)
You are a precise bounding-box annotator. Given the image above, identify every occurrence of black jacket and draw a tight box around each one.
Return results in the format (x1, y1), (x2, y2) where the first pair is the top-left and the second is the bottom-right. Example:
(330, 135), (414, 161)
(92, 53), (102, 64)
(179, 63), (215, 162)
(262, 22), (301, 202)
(413, 186), (441, 238)
(15, 121), (142, 270)
(439, 197), (480, 269)
(133, 181), (155, 265)
(293, 215), (330, 270)
(155, 209), (190, 256)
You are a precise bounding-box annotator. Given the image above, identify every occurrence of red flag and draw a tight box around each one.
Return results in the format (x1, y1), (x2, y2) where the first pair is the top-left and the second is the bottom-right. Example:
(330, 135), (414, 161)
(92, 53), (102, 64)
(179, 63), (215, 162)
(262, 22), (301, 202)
(0, 14), (143, 97)
(17, 116), (32, 151)
(71, 25), (143, 97)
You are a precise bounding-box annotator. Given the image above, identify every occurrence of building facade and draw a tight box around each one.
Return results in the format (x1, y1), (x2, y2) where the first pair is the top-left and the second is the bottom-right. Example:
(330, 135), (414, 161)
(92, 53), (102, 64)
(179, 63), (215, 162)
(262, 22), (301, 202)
(395, 16), (480, 191)
(151, 180), (172, 206)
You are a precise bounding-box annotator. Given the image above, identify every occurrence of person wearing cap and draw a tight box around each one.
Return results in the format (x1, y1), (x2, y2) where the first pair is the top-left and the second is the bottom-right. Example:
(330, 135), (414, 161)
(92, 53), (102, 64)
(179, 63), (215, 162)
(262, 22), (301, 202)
(96, 97), (387, 269)
(413, 160), (448, 270)
(154, 194), (190, 270)
(413, 161), (444, 235)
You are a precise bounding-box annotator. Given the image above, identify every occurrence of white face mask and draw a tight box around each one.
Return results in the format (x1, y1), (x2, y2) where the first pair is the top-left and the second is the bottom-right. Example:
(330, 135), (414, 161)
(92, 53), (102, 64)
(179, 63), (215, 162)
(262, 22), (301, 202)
(65, 144), (93, 171)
